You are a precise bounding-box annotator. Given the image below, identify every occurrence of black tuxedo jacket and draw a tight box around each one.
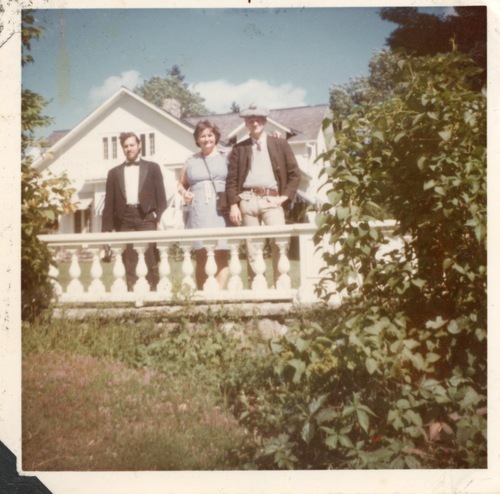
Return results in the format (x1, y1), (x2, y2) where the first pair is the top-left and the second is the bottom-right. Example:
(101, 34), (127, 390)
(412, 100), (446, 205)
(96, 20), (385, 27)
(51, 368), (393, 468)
(226, 135), (301, 206)
(101, 159), (167, 232)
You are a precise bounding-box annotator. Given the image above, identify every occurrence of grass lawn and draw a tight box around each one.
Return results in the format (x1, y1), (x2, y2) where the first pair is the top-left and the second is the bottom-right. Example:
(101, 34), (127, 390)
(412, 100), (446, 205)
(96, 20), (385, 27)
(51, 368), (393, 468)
(22, 315), (253, 471)
(23, 350), (246, 470)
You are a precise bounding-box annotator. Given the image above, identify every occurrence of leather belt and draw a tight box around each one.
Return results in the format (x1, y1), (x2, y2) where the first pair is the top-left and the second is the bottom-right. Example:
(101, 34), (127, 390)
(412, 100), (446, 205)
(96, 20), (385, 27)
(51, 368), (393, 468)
(242, 187), (279, 197)
(126, 204), (140, 208)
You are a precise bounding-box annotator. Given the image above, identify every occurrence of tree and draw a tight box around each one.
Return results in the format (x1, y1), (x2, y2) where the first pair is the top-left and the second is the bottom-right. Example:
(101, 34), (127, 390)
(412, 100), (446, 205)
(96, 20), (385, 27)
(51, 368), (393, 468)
(379, 7), (486, 87)
(21, 9), (43, 67)
(134, 65), (210, 117)
(21, 10), (74, 320)
(230, 101), (241, 114)
(329, 49), (399, 132)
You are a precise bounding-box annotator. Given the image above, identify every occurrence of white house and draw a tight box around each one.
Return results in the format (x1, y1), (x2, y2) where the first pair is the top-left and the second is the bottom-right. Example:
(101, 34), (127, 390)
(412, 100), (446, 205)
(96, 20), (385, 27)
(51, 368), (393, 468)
(32, 87), (331, 235)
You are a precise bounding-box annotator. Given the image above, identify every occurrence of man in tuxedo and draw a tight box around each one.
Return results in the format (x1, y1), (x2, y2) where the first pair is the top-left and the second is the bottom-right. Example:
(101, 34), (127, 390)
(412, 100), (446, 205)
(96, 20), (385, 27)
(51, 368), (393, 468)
(226, 104), (300, 285)
(102, 132), (167, 291)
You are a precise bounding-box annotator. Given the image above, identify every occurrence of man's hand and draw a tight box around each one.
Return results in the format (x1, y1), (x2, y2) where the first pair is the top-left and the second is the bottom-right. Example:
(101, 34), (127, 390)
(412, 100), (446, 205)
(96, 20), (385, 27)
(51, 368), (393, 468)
(229, 203), (242, 225)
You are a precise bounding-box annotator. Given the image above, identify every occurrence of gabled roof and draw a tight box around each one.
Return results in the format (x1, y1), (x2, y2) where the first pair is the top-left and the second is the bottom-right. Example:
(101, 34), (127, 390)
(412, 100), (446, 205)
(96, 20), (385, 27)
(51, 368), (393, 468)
(34, 86), (194, 169)
(40, 88), (329, 153)
(185, 104), (330, 143)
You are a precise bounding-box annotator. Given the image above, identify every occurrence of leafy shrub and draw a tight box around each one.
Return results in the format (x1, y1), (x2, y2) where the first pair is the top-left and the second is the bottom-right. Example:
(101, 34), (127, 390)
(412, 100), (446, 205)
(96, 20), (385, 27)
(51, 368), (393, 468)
(21, 160), (74, 320)
(224, 50), (487, 469)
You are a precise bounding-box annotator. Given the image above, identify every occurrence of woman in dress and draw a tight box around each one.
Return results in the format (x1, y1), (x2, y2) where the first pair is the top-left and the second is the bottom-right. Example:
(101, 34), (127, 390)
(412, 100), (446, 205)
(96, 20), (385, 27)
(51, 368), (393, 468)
(178, 120), (230, 290)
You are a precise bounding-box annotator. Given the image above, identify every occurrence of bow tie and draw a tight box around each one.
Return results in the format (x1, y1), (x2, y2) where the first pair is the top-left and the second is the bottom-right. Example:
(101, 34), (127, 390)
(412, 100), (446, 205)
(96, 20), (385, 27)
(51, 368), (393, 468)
(126, 161), (139, 166)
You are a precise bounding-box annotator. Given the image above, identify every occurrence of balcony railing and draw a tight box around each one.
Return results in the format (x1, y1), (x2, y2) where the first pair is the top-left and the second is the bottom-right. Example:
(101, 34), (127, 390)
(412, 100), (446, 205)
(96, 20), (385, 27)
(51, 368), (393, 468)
(39, 220), (401, 307)
(38, 224), (325, 305)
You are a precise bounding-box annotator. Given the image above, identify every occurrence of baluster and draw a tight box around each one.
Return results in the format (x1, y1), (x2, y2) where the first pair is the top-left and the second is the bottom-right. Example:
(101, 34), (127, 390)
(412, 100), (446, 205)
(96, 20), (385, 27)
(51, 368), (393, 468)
(276, 240), (291, 291)
(227, 243), (243, 292)
(48, 256), (63, 299)
(181, 246), (196, 290)
(203, 244), (220, 293)
(111, 246), (127, 293)
(157, 245), (172, 295)
(88, 248), (106, 294)
(251, 241), (268, 291)
(134, 245), (150, 293)
(67, 249), (84, 294)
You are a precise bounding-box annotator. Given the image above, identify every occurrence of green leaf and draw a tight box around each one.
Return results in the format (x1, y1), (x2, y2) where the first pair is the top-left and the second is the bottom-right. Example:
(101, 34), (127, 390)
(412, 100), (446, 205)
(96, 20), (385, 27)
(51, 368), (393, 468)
(338, 434), (354, 448)
(404, 410), (423, 426)
(336, 206), (349, 220)
(411, 278), (426, 289)
(426, 317), (447, 329)
(287, 359), (306, 384)
(365, 357), (378, 375)
(439, 129), (452, 141)
(396, 399), (410, 410)
(423, 180), (436, 191)
(417, 156), (426, 170)
(357, 409), (370, 433)
(426, 352), (440, 363)
(301, 421), (315, 444)
(447, 319), (461, 334)
(325, 434), (338, 449)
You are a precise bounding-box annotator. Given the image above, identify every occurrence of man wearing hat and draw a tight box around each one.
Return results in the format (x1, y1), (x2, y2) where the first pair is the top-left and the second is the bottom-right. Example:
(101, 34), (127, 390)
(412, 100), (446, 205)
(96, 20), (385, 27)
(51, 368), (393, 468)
(226, 104), (300, 286)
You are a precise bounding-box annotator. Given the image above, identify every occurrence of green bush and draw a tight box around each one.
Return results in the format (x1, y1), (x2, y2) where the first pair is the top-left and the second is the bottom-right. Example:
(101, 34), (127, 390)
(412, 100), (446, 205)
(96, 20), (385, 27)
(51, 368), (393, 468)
(223, 50), (487, 469)
(21, 160), (74, 320)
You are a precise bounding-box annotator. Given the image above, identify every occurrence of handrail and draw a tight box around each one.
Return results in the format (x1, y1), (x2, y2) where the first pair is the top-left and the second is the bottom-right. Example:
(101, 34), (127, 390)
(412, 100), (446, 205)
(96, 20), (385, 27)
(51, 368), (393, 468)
(38, 223), (318, 246)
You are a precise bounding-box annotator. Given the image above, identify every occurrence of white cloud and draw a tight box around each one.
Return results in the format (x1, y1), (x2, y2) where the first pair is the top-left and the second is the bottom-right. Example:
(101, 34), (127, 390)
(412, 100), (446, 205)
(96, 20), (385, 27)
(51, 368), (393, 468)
(89, 70), (143, 107)
(193, 79), (308, 113)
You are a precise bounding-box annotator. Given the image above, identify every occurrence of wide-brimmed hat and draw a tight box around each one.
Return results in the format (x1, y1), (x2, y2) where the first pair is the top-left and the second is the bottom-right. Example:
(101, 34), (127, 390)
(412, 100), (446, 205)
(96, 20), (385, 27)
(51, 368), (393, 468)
(239, 104), (270, 118)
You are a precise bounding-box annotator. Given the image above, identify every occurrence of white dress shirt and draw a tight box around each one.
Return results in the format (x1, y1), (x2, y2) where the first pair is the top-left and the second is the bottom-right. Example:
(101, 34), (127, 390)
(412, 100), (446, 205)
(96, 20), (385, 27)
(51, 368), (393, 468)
(124, 161), (140, 205)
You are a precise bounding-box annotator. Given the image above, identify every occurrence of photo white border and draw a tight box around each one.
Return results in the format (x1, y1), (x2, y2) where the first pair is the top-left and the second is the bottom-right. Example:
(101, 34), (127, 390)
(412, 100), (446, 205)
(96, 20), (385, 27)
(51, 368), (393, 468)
(1, 0), (498, 493)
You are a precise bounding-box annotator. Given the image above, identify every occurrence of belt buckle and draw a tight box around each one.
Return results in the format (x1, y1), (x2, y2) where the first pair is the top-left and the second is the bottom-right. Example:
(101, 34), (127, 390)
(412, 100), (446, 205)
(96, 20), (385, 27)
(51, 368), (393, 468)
(254, 187), (266, 196)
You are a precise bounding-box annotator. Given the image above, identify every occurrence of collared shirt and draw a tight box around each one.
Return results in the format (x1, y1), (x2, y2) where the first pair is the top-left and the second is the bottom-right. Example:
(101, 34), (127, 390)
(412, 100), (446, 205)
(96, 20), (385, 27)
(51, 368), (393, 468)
(124, 160), (140, 204)
(243, 132), (278, 190)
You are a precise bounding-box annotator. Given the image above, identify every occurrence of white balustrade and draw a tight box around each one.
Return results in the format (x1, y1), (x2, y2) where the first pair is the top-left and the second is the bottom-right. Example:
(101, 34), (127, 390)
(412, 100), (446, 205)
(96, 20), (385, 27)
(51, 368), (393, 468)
(39, 222), (399, 305)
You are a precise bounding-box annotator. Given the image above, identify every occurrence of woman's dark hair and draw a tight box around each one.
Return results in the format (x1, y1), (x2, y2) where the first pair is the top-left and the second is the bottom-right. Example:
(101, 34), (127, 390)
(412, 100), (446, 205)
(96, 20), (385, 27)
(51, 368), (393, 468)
(193, 120), (221, 147)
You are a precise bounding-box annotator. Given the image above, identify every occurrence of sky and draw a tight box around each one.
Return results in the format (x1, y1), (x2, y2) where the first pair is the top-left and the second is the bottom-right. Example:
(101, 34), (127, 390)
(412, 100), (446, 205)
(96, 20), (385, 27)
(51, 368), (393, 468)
(22, 6), (454, 138)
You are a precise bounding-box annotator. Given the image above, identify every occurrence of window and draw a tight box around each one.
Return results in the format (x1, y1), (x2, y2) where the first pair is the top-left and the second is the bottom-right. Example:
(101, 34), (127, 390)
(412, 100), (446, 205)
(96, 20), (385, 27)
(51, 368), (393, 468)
(112, 136), (117, 159)
(74, 208), (92, 233)
(149, 133), (155, 156)
(103, 138), (109, 159)
(140, 134), (147, 156)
